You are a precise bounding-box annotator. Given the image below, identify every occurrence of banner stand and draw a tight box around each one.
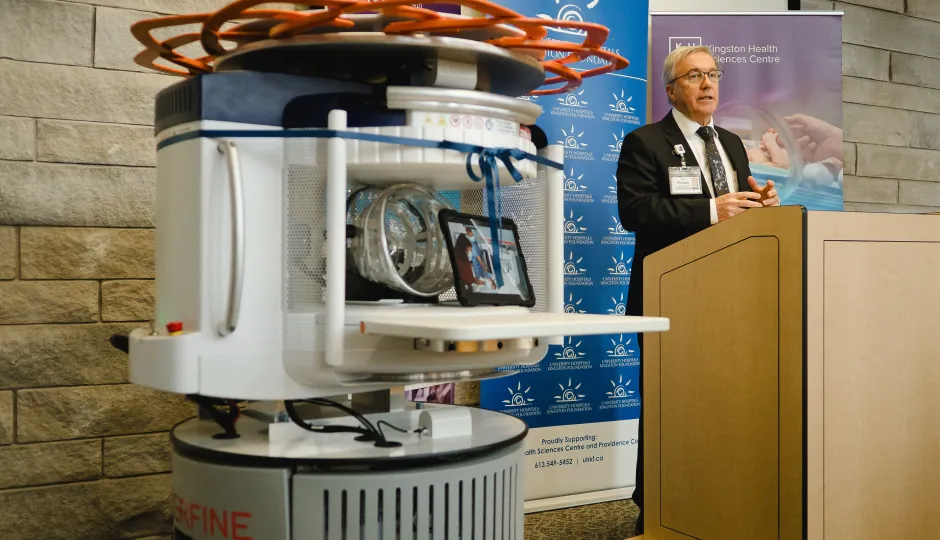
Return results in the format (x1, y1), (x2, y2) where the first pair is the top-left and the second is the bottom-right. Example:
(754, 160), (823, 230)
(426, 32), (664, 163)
(478, 0), (652, 508)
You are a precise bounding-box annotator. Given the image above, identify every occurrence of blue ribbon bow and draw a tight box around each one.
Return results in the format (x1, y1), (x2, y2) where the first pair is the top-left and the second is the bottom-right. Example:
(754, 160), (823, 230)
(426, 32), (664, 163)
(465, 148), (528, 290)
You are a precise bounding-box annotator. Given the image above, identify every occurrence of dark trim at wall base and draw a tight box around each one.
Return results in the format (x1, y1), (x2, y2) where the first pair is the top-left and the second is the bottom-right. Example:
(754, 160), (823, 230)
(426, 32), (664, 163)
(790, 0), (801, 9)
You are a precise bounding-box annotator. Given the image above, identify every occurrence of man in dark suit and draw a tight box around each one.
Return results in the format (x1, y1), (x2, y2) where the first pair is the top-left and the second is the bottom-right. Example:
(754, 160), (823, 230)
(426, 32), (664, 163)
(616, 45), (780, 534)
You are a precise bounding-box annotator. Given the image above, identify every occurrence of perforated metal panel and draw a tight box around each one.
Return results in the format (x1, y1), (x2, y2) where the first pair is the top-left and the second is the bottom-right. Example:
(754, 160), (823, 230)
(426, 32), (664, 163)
(292, 442), (525, 540)
(285, 138), (328, 311)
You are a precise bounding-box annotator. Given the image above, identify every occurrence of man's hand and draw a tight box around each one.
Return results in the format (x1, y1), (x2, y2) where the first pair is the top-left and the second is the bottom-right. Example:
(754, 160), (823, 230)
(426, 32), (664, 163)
(716, 191), (762, 221)
(748, 177), (780, 207)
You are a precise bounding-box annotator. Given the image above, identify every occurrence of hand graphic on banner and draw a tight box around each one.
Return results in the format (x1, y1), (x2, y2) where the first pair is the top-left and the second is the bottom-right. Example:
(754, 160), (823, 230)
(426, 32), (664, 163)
(784, 114), (844, 164)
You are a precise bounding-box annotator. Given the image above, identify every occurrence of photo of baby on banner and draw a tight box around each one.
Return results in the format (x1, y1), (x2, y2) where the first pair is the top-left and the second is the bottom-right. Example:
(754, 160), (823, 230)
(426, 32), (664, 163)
(718, 104), (845, 210)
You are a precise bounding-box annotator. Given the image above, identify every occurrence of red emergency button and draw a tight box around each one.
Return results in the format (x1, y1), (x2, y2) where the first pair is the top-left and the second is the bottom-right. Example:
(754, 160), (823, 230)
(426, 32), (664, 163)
(166, 321), (183, 335)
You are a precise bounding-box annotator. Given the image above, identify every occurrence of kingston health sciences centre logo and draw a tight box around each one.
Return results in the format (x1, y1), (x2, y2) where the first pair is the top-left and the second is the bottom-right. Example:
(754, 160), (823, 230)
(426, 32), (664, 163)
(669, 36), (703, 51)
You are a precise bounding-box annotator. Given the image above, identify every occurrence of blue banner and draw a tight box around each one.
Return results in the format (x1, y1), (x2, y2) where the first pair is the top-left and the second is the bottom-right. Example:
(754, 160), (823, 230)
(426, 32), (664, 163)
(478, 0), (649, 502)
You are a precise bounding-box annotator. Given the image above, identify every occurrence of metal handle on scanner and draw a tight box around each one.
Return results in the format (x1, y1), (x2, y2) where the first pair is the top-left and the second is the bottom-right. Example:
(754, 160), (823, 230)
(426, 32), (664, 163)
(216, 140), (245, 337)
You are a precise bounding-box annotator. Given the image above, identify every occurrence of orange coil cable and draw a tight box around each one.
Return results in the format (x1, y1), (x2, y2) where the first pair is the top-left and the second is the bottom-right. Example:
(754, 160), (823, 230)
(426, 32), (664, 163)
(128, 0), (629, 95)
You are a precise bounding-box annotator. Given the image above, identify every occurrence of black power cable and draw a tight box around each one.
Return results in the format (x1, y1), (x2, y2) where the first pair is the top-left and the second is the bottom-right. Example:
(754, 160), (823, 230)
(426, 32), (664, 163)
(284, 398), (408, 448)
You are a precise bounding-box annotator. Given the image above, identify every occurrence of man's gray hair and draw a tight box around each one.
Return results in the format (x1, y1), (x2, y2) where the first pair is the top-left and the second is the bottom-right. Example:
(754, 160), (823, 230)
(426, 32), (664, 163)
(662, 45), (718, 89)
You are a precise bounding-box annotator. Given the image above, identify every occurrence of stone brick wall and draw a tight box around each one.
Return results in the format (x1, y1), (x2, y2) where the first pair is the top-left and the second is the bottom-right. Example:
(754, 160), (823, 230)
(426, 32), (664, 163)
(0, 1), (239, 538)
(804, 0), (940, 211)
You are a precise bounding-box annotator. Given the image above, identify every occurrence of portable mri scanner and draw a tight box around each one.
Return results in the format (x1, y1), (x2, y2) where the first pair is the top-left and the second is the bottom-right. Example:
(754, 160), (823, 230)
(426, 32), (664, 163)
(114, 2), (669, 538)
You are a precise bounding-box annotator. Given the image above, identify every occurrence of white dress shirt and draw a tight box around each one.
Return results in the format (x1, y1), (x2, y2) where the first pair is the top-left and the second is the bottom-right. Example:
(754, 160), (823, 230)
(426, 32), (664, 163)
(671, 108), (737, 225)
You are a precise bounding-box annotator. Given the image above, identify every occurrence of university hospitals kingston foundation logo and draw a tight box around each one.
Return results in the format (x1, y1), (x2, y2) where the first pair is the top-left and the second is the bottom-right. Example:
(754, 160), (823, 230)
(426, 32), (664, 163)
(558, 125), (589, 149)
(537, 0), (600, 37)
(564, 209), (588, 235)
(602, 252), (632, 286)
(609, 90), (636, 114)
(563, 167), (595, 203)
(564, 251), (587, 276)
(564, 250), (594, 286)
(554, 378), (586, 403)
(563, 167), (588, 192)
(602, 334), (639, 367)
(503, 381), (535, 407)
(606, 374), (636, 399)
(555, 337), (587, 361)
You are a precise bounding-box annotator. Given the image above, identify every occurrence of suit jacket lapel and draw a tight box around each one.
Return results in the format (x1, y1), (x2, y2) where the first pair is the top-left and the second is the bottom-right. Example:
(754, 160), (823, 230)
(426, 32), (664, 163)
(660, 110), (709, 198)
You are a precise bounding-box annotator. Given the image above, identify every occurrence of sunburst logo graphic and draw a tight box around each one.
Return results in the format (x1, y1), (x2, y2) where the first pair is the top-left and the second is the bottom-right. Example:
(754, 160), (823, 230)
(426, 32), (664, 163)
(558, 125), (589, 149)
(608, 129), (626, 152)
(608, 216), (629, 235)
(564, 210), (588, 234)
(606, 334), (636, 358)
(557, 89), (589, 108)
(564, 251), (587, 275)
(609, 174), (617, 194)
(607, 374), (636, 399)
(536, 0), (600, 37)
(554, 337), (586, 360)
(609, 90), (636, 113)
(607, 292), (627, 315)
(503, 381), (535, 407)
(563, 167), (588, 192)
(564, 293), (586, 314)
(608, 253), (632, 275)
(554, 378), (586, 403)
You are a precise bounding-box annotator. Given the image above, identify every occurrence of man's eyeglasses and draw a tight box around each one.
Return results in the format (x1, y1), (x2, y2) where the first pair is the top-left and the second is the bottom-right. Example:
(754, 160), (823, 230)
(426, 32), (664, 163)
(669, 70), (724, 85)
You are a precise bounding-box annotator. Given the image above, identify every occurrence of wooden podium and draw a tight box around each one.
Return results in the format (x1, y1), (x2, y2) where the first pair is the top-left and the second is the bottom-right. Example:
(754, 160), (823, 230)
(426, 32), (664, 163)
(640, 206), (940, 540)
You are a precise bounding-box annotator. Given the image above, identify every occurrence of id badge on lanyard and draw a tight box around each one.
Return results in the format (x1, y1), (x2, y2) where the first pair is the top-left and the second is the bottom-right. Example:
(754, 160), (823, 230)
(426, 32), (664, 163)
(669, 144), (703, 195)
